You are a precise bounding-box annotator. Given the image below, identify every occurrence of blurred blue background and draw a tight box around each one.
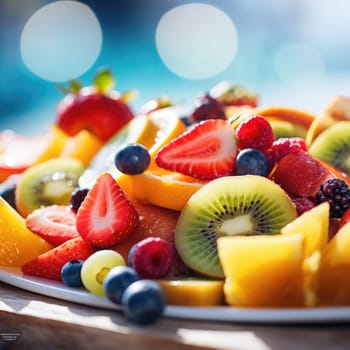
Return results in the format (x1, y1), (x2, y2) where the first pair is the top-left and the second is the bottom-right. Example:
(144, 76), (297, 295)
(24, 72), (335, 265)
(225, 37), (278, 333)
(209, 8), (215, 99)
(1, 0), (350, 135)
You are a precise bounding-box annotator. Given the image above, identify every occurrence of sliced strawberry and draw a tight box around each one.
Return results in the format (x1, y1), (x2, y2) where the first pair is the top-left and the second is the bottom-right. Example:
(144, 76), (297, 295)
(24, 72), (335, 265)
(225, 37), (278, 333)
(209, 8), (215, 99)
(25, 205), (80, 246)
(76, 173), (139, 248)
(154, 119), (237, 180)
(21, 237), (96, 281)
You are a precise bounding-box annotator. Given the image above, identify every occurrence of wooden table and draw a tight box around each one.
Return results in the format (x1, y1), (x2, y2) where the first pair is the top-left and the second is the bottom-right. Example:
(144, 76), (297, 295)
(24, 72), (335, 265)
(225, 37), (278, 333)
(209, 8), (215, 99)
(0, 282), (349, 350)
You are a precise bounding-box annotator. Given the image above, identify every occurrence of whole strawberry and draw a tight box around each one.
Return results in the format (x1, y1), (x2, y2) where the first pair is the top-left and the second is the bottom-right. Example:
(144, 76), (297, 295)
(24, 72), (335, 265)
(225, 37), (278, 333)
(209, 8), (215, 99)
(56, 68), (134, 142)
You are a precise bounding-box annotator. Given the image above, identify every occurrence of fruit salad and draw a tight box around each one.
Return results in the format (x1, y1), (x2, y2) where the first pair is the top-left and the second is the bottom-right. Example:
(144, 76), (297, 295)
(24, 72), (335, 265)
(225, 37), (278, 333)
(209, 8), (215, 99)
(2, 70), (350, 324)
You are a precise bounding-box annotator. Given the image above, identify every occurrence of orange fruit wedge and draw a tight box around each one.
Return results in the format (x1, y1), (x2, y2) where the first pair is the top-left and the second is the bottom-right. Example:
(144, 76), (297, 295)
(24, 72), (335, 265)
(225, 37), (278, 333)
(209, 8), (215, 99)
(146, 107), (187, 169)
(116, 169), (208, 211)
(79, 111), (186, 188)
(32, 125), (69, 165)
(60, 129), (104, 165)
(306, 96), (350, 146)
(78, 114), (159, 188)
(248, 105), (315, 129)
(229, 105), (315, 139)
(0, 196), (52, 266)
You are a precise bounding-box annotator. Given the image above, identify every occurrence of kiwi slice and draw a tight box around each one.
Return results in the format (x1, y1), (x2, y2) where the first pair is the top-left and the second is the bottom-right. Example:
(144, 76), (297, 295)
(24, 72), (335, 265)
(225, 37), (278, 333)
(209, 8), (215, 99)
(16, 158), (85, 217)
(175, 175), (297, 278)
(308, 121), (350, 174)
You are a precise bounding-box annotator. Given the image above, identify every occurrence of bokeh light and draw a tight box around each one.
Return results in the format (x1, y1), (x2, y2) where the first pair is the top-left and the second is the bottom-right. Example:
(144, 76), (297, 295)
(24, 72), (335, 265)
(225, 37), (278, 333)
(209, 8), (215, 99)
(20, 0), (102, 82)
(155, 3), (238, 80)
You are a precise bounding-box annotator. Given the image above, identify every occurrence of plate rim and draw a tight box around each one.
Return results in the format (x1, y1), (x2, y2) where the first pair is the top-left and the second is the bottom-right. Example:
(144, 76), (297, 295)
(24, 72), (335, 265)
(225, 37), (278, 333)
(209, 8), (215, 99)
(1, 266), (350, 324)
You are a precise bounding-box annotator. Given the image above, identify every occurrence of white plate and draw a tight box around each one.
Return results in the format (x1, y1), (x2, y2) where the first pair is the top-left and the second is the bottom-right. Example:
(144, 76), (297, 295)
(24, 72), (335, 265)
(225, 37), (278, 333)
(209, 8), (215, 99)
(1, 267), (350, 324)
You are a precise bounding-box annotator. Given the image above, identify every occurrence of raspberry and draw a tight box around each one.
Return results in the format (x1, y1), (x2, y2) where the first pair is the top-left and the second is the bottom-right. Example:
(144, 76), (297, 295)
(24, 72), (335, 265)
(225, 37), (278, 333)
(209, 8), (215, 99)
(235, 115), (274, 151)
(264, 137), (307, 171)
(316, 178), (350, 218)
(128, 237), (174, 279)
(188, 93), (226, 124)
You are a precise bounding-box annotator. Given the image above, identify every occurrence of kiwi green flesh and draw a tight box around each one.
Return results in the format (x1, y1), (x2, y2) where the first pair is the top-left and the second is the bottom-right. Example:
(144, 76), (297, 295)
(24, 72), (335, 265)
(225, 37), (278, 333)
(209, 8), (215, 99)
(175, 175), (297, 279)
(17, 158), (85, 214)
(308, 121), (350, 174)
(270, 120), (307, 139)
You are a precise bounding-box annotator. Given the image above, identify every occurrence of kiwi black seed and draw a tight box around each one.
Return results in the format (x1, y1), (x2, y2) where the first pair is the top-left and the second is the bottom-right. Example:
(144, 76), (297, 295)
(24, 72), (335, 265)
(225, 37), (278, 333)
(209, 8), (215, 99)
(15, 158), (85, 217)
(175, 175), (297, 278)
(308, 121), (350, 174)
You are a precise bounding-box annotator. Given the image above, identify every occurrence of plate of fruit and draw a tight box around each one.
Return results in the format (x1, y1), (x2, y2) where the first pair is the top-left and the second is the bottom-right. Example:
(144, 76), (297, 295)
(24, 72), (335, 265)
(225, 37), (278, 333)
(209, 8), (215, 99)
(1, 71), (350, 325)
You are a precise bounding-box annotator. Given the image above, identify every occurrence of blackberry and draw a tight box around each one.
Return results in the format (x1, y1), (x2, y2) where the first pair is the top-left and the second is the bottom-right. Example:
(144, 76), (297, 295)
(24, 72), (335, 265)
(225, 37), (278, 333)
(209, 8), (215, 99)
(316, 178), (350, 218)
(69, 187), (89, 213)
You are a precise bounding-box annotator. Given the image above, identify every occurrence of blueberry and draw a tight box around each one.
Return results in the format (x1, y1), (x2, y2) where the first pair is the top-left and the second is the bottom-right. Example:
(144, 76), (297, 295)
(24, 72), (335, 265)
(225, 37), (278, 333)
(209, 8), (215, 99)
(103, 266), (139, 304)
(114, 143), (150, 175)
(235, 148), (269, 176)
(121, 280), (166, 325)
(61, 260), (84, 288)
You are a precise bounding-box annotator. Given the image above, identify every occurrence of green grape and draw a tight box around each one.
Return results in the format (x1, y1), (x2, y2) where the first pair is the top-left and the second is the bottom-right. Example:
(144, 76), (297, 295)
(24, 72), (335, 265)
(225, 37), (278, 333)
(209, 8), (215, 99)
(81, 250), (126, 296)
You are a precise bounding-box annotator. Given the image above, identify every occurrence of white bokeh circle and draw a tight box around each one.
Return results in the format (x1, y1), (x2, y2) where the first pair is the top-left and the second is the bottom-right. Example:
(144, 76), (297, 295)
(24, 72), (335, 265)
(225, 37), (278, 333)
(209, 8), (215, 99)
(20, 1), (102, 82)
(156, 3), (238, 80)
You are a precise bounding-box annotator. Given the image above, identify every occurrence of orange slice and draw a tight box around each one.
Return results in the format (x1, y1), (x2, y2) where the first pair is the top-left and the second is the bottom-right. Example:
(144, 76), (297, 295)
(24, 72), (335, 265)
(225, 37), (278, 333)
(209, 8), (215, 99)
(116, 169), (207, 211)
(79, 111), (186, 188)
(250, 105), (315, 129)
(229, 106), (315, 135)
(306, 96), (350, 146)
(147, 107), (187, 169)
(0, 196), (52, 266)
(33, 125), (68, 165)
(60, 129), (104, 165)
(78, 114), (159, 188)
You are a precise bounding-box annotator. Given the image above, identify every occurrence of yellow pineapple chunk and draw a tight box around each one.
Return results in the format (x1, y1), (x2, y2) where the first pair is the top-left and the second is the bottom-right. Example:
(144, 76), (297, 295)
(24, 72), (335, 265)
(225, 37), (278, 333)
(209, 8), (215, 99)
(0, 197), (52, 266)
(217, 234), (305, 307)
(319, 220), (350, 305)
(280, 202), (330, 306)
(157, 278), (224, 306)
(280, 202), (329, 257)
